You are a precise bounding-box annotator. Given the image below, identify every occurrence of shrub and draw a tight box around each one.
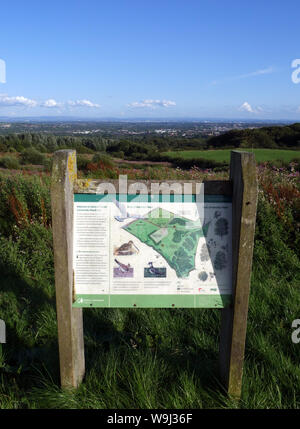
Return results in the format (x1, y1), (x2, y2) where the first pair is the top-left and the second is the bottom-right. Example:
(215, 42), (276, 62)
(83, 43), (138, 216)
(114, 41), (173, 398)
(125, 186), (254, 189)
(112, 151), (124, 159)
(91, 153), (114, 168)
(0, 173), (51, 237)
(76, 155), (89, 171)
(21, 148), (47, 165)
(36, 144), (47, 153)
(0, 156), (21, 169)
(76, 146), (95, 154)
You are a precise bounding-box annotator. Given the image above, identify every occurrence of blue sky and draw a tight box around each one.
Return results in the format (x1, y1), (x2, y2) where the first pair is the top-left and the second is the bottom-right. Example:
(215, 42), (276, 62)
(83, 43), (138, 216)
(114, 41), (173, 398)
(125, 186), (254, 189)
(0, 0), (300, 119)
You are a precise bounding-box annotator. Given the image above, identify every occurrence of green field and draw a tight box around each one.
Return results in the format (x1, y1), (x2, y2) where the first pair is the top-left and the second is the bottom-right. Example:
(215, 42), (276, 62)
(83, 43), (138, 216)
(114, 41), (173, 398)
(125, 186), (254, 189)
(163, 148), (300, 163)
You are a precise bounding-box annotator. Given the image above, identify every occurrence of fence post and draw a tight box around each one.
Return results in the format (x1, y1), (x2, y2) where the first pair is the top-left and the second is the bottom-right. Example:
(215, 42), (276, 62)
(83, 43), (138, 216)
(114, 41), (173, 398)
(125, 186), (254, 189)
(51, 150), (85, 388)
(219, 151), (258, 399)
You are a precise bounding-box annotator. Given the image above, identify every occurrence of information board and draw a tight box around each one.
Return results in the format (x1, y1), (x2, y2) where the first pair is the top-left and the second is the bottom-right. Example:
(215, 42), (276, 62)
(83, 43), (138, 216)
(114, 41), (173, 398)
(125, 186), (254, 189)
(72, 194), (232, 308)
(51, 149), (258, 397)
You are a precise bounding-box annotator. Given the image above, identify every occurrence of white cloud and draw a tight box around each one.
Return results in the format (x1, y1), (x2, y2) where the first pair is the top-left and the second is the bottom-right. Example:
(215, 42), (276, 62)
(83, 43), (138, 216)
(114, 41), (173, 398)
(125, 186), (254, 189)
(128, 99), (176, 109)
(41, 99), (61, 108)
(68, 99), (100, 108)
(0, 95), (101, 110)
(238, 102), (268, 114)
(239, 102), (255, 113)
(211, 66), (275, 86)
(237, 67), (274, 79)
(0, 94), (37, 107)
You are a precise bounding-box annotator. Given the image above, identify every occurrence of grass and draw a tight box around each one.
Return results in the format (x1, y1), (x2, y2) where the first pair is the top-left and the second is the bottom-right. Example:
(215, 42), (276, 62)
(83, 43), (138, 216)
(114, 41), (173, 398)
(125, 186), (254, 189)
(163, 148), (300, 164)
(0, 166), (299, 409)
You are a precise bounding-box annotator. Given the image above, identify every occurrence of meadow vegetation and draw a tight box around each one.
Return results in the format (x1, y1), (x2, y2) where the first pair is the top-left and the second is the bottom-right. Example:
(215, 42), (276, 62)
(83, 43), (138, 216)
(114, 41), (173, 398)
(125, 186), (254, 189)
(0, 159), (299, 409)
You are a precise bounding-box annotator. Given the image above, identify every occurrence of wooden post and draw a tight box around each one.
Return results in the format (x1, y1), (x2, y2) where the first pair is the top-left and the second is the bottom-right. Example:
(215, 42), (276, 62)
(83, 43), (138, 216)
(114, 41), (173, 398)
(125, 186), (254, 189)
(219, 151), (258, 399)
(51, 150), (85, 388)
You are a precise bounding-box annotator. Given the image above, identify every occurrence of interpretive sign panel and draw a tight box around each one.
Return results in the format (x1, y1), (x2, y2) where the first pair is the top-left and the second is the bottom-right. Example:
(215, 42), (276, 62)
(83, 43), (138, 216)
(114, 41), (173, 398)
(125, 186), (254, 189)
(72, 194), (232, 308)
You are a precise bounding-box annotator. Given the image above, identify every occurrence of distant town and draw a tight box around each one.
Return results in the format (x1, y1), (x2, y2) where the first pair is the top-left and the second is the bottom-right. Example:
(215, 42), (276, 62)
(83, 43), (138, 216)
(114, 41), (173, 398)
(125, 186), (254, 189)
(0, 118), (293, 139)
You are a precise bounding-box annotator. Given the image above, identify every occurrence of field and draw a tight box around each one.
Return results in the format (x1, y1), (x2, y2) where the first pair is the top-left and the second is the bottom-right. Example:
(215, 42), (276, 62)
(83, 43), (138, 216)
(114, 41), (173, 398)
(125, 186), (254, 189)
(0, 161), (299, 409)
(163, 148), (300, 164)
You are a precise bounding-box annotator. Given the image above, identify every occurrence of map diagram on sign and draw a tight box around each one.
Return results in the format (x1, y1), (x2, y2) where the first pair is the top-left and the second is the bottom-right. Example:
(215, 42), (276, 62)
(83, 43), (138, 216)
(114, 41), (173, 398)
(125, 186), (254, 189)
(123, 207), (211, 278)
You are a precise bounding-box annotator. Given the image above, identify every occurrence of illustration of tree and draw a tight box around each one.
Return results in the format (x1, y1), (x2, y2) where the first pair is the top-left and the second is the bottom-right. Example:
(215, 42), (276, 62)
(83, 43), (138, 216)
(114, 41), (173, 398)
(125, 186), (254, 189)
(183, 237), (194, 251)
(214, 218), (228, 239)
(172, 248), (193, 276)
(198, 271), (208, 281)
(214, 251), (227, 270)
(173, 230), (185, 243)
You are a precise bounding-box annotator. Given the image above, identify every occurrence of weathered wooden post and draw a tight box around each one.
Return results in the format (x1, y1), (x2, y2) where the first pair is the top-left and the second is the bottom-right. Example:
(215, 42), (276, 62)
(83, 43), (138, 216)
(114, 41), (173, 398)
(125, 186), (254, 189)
(219, 151), (258, 398)
(51, 150), (85, 388)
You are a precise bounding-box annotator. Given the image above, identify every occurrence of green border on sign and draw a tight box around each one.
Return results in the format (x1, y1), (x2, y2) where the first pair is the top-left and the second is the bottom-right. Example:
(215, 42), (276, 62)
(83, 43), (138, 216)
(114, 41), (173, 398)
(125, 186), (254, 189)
(74, 193), (232, 203)
(73, 294), (232, 308)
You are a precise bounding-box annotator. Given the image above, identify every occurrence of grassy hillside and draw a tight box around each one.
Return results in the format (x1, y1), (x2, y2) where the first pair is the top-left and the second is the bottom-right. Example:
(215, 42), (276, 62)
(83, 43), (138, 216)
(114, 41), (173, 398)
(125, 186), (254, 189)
(0, 163), (299, 409)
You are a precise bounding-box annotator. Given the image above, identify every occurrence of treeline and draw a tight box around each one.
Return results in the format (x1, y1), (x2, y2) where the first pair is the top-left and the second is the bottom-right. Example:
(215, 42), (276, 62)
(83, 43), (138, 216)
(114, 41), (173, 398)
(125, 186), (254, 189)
(0, 133), (109, 153)
(207, 123), (300, 149)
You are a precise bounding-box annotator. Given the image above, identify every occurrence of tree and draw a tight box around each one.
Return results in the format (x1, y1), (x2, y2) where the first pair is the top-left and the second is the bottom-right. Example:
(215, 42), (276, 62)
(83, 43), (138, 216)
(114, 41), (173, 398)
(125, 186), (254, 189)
(198, 271), (208, 281)
(215, 218), (228, 238)
(214, 251), (227, 270)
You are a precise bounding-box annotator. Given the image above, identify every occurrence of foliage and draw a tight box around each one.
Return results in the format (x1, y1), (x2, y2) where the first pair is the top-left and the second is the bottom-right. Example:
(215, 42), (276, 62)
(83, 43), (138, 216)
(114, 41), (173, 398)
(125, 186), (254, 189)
(0, 163), (299, 409)
(20, 148), (48, 166)
(207, 124), (300, 149)
(107, 140), (159, 160)
(0, 174), (51, 237)
(0, 156), (21, 170)
(0, 133), (108, 154)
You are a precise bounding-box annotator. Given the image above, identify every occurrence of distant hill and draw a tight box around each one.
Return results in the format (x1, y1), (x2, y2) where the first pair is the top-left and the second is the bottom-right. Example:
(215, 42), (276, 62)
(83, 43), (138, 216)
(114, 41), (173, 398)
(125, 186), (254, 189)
(207, 123), (300, 149)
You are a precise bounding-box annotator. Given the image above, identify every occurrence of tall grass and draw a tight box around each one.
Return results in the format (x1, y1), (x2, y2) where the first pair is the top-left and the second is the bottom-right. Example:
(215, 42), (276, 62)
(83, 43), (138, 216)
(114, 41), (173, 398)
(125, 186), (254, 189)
(0, 166), (299, 409)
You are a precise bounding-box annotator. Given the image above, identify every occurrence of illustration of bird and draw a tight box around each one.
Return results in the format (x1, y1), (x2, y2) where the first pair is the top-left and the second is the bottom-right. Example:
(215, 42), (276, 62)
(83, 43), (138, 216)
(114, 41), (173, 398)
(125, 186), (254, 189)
(148, 262), (164, 276)
(114, 259), (131, 273)
(114, 240), (139, 255)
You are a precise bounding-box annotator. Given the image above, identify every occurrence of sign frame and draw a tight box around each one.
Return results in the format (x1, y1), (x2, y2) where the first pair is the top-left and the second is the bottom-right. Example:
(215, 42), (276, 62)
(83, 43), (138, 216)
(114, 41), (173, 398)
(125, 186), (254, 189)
(51, 149), (258, 398)
(72, 192), (233, 309)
